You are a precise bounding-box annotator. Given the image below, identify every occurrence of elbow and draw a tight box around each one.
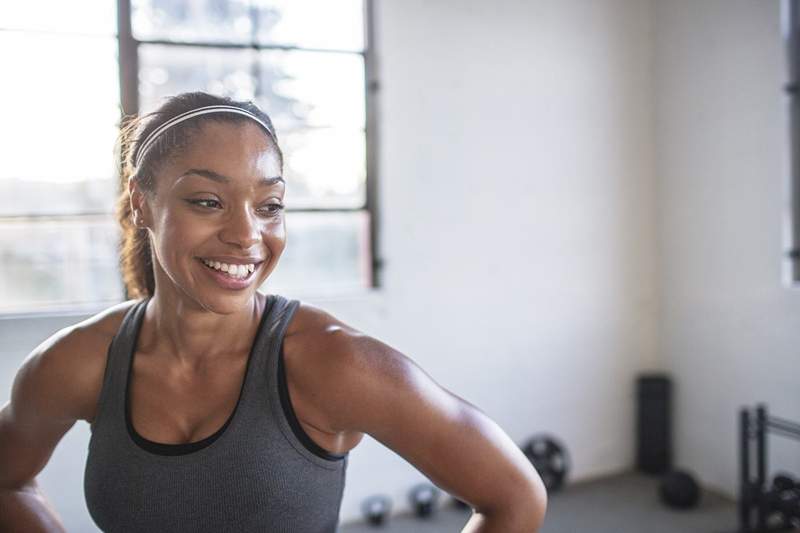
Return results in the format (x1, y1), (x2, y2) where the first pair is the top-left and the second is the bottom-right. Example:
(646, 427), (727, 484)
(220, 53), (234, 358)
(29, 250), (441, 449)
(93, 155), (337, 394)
(527, 459), (549, 529)
(524, 482), (548, 532)
(513, 475), (548, 531)
(479, 482), (548, 532)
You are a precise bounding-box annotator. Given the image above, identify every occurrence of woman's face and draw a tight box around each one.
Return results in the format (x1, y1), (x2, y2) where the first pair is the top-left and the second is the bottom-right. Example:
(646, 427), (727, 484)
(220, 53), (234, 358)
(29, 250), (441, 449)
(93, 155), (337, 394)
(131, 120), (286, 312)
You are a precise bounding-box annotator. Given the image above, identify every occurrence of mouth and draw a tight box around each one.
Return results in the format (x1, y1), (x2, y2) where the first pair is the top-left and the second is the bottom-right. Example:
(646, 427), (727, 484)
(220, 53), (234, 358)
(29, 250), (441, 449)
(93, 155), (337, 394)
(197, 257), (264, 283)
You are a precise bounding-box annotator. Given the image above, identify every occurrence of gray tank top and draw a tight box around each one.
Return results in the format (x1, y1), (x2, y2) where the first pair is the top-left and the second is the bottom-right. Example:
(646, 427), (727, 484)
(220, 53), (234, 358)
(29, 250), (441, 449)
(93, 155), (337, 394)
(84, 293), (349, 532)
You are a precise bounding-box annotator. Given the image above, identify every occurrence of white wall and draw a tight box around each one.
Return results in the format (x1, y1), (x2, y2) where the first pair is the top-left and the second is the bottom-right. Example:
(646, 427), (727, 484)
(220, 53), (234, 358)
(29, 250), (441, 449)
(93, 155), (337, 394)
(330, 0), (659, 521)
(654, 0), (799, 500)
(0, 0), (661, 529)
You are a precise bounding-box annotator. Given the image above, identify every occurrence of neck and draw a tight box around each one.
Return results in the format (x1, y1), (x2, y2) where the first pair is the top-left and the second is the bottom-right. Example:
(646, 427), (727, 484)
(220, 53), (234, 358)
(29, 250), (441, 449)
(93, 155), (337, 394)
(139, 288), (265, 368)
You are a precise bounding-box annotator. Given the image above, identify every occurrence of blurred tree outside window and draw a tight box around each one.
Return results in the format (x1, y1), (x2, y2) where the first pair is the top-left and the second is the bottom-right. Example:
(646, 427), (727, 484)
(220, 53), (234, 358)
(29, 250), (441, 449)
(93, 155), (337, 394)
(0, 0), (375, 315)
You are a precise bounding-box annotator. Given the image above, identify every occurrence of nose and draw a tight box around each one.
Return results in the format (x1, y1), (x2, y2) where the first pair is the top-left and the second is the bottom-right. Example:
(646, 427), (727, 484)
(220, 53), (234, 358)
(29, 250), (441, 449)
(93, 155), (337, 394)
(220, 204), (261, 250)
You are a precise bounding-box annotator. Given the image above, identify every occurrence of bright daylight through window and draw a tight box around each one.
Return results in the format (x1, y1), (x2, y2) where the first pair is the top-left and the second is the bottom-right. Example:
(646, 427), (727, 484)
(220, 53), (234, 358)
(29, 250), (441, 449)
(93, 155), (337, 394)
(0, 0), (375, 314)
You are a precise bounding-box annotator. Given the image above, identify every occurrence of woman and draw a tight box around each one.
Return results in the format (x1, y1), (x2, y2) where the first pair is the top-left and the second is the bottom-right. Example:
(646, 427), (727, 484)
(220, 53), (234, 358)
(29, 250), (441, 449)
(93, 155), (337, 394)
(0, 92), (547, 532)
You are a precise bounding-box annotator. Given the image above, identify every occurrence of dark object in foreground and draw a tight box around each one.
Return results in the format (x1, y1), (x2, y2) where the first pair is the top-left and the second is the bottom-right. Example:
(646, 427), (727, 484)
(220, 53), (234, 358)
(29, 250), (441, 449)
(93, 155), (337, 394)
(521, 434), (570, 493)
(731, 403), (800, 533)
(408, 483), (441, 518)
(659, 469), (701, 509)
(361, 495), (392, 527)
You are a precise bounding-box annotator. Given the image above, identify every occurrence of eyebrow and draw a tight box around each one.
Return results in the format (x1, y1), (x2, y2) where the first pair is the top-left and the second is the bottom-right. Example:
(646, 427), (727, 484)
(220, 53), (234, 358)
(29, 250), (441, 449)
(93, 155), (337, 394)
(181, 168), (284, 187)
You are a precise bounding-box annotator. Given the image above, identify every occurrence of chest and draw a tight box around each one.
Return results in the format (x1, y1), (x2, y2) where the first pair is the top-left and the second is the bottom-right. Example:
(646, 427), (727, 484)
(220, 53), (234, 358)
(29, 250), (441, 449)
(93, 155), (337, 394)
(126, 347), (353, 455)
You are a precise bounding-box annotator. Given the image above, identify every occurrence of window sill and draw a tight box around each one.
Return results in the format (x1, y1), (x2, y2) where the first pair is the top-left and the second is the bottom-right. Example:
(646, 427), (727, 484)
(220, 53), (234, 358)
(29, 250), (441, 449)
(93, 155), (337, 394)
(0, 287), (388, 321)
(0, 299), (125, 321)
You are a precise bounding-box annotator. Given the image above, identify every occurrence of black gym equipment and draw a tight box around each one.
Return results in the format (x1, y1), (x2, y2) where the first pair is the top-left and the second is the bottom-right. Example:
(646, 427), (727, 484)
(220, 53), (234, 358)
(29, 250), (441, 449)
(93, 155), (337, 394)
(636, 374), (673, 475)
(408, 483), (441, 518)
(730, 404), (800, 533)
(361, 494), (392, 527)
(659, 469), (701, 510)
(521, 434), (570, 493)
(771, 473), (798, 493)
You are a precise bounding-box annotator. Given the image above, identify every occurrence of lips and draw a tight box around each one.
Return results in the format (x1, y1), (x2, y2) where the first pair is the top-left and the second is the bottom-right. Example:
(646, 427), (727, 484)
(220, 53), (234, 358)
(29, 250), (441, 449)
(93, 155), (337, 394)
(200, 258), (256, 278)
(197, 257), (262, 289)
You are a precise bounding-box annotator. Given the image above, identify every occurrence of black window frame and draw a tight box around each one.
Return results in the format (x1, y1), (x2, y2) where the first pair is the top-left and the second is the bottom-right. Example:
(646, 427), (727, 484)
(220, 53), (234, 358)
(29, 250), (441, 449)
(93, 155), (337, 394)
(784, 0), (800, 285)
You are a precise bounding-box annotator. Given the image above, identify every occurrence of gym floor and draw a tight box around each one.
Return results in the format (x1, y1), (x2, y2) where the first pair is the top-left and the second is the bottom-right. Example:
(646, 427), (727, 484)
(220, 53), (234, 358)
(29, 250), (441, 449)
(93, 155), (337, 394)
(339, 471), (739, 533)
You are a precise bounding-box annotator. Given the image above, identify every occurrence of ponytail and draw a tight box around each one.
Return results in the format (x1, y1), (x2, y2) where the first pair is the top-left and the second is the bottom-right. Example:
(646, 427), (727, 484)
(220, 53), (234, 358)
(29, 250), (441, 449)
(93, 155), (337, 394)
(115, 114), (155, 299)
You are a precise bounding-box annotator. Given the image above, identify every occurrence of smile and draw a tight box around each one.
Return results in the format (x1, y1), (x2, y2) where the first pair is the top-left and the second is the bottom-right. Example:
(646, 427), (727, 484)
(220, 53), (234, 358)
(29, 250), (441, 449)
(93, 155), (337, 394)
(199, 258), (258, 280)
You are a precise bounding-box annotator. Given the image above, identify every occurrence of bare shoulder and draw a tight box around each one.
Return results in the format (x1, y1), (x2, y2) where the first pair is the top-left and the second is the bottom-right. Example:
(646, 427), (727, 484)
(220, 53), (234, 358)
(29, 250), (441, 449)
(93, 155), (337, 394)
(284, 300), (407, 379)
(283, 301), (436, 434)
(13, 299), (140, 424)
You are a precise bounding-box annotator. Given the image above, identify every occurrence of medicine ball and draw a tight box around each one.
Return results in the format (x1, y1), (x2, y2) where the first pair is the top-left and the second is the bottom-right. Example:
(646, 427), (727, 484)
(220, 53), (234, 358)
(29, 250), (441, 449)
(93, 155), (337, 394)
(659, 469), (701, 509)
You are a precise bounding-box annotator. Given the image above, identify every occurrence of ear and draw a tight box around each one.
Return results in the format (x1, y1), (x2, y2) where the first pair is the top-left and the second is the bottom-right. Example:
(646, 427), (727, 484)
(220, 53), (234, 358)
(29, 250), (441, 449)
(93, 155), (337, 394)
(128, 177), (151, 227)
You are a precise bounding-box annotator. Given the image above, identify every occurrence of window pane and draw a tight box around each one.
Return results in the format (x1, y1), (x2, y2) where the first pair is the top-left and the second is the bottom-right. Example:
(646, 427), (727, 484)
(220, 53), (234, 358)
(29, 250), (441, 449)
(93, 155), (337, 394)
(139, 44), (256, 113)
(254, 0), (364, 51)
(132, 0), (364, 51)
(0, 179), (117, 218)
(140, 47), (365, 130)
(139, 47), (366, 208)
(0, 32), (120, 216)
(283, 128), (365, 209)
(263, 210), (371, 295)
(258, 50), (365, 132)
(0, 217), (124, 313)
(133, 0), (253, 44)
(0, 1), (116, 35)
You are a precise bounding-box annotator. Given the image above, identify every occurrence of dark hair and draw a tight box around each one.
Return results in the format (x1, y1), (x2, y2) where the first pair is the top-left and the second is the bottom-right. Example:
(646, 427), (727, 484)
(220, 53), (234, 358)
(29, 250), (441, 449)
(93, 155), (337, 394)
(114, 91), (282, 299)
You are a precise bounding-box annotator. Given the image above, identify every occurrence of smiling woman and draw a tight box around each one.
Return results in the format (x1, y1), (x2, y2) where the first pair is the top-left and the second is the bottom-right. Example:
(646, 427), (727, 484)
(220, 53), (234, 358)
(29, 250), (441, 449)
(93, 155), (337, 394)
(0, 92), (547, 533)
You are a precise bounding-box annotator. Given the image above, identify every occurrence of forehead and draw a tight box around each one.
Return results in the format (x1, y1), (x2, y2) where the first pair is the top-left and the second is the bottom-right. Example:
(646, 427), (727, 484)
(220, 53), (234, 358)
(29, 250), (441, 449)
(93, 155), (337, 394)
(168, 120), (281, 181)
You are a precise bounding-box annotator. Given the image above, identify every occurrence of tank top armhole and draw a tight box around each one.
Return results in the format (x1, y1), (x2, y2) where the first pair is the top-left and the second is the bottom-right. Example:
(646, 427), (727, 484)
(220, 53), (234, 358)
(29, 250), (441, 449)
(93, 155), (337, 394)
(89, 301), (141, 433)
(89, 339), (114, 433)
(277, 339), (347, 462)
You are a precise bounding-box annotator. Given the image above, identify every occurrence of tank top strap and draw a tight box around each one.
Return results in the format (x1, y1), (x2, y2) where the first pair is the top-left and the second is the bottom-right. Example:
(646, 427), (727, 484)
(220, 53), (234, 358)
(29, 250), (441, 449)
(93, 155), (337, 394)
(90, 297), (149, 434)
(255, 294), (350, 467)
(249, 294), (300, 400)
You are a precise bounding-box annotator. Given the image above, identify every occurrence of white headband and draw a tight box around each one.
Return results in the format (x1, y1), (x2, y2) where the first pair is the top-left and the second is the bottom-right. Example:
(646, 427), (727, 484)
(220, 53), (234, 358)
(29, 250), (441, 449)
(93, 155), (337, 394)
(133, 105), (276, 169)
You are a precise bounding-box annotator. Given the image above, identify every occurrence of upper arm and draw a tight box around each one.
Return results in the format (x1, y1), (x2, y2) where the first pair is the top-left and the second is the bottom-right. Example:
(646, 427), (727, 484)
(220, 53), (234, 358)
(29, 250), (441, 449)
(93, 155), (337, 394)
(0, 325), (102, 490)
(294, 316), (547, 522)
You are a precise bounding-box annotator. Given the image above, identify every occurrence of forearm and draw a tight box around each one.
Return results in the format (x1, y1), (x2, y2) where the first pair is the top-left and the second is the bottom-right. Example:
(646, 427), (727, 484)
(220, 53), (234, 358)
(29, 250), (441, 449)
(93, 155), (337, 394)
(0, 479), (66, 533)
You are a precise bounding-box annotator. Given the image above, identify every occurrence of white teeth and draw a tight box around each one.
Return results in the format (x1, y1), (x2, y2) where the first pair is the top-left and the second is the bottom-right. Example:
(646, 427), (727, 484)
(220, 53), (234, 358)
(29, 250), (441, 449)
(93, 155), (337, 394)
(201, 259), (256, 279)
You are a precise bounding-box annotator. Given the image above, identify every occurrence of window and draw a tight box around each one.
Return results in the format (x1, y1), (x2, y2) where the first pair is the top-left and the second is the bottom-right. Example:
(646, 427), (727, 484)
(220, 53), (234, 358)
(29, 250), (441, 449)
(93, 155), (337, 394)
(783, 0), (800, 286)
(0, 0), (379, 314)
(124, 0), (379, 299)
(0, 2), (124, 314)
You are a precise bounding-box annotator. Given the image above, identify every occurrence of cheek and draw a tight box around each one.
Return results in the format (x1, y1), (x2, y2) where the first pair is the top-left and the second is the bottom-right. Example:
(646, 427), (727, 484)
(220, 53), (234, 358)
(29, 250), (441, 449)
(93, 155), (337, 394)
(265, 220), (287, 250)
(149, 212), (209, 267)
(158, 211), (210, 245)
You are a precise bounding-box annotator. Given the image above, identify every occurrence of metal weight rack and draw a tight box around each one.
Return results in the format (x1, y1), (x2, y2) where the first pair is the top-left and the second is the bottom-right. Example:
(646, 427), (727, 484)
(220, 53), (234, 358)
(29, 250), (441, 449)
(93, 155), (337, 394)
(737, 404), (800, 532)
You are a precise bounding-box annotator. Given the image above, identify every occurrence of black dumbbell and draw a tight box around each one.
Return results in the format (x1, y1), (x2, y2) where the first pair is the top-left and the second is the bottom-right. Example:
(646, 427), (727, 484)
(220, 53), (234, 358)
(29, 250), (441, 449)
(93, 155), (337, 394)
(361, 494), (392, 527)
(772, 472), (798, 492)
(777, 489), (800, 521)
(408, 483), (441, 518)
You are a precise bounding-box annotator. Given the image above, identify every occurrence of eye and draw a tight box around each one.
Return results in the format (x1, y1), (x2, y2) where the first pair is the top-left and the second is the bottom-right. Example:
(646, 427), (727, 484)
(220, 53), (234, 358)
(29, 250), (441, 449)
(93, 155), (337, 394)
(260, 203), (285, 216)
(188, 199), (221, 209)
